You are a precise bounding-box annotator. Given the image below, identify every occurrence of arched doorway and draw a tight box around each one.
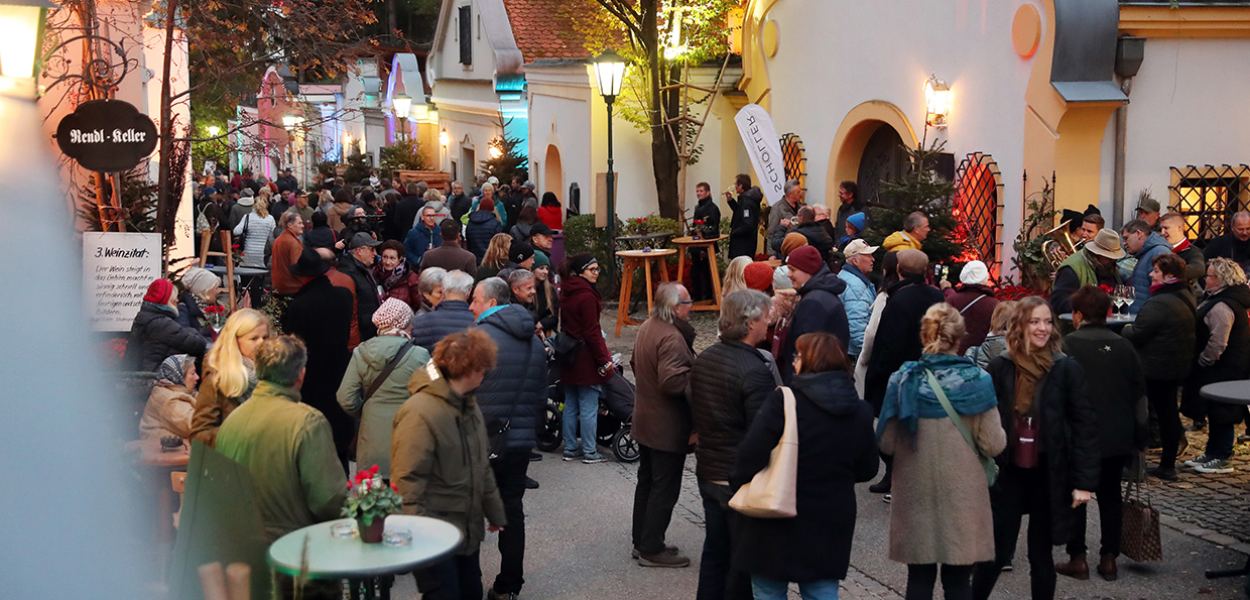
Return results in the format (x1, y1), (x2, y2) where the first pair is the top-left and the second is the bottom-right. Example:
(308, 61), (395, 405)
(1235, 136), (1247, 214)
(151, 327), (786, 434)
(544, 145), (563, 199)
(856, 125), (908, 207)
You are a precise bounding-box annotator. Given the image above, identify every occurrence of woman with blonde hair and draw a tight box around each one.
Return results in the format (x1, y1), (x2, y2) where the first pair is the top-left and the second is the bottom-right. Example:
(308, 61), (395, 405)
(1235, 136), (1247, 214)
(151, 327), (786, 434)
(477, 233), (513, 281)
(879, 303), (1005, 599)
(965, 300), (1017, 369)
(190, 308), (270, 446)
(233, 194), (276, 268)
(721, 256), (754, 297)
(1184, 258), (1250, 474)
(972, 295), (1099, 600)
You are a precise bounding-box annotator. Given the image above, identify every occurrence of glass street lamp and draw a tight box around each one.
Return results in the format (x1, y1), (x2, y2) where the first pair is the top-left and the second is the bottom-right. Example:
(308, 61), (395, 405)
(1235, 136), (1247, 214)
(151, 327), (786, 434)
(391, 92), (412, 141)
(924, 75), (952, 128)
(282, 114), (299, 130)
(0, 0), (52, 99)
(206, 125), (221, 138)
(593, 50), (627, 251)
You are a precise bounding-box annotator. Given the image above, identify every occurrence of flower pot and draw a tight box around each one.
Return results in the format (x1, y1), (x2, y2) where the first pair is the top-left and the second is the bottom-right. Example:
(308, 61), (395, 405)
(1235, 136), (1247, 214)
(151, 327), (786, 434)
(358, 517), (385, 544)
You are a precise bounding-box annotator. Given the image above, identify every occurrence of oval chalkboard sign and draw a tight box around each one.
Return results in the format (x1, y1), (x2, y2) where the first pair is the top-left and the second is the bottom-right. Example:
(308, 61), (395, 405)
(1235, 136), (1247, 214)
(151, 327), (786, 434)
(55, 100), (159, 172)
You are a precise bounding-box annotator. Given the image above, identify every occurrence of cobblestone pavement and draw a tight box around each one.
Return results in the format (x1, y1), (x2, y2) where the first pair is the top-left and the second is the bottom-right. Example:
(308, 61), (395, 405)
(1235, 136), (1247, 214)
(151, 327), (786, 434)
(1143, 427), (1250, 551)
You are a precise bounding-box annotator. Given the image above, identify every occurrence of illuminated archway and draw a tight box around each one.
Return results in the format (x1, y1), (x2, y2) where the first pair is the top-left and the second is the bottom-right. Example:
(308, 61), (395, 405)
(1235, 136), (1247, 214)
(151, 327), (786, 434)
(544, 144), (563, 199)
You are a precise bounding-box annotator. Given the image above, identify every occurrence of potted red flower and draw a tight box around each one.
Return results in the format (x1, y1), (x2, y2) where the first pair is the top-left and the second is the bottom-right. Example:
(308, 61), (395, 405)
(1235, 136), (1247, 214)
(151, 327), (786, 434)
(341, 465), (402, 543)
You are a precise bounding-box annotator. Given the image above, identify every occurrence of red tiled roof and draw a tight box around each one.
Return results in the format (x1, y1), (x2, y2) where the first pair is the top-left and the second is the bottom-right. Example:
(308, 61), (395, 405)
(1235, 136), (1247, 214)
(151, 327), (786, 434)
(502, 0), (610, 63)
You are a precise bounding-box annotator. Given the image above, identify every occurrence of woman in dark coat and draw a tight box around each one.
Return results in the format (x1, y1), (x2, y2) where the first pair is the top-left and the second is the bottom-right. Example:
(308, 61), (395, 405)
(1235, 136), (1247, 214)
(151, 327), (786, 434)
(532, 262), (559, 336)
(1122, 253), (1197, 481)
(465, 198), (504, 262)
(1058, 286), (1146, 581)
(972, 296), (1099, 600)
(557, 254), (614, 462)
(942, 260), (999, 353)
(1184, 258), (1250, 474)
(125, 278), (209, 372)
(731, 332), (878, 599)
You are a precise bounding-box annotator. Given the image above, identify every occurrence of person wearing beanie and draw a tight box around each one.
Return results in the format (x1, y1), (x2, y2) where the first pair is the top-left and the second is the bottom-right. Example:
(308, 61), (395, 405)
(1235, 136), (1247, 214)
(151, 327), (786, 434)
(124, 278), (210, 372)
(559, 253), (614, 463)
(337, 298), (430, 479)
(177, 267), (223, 339)
(508, 240), (536, 270)
(743, 261), (775, 293)
(466, 194), (504, 262)
(941, 260), (999, 353)
(840, 212), (867, 249)
(780, 232), (809, 260)
(778, 246), (850, 382)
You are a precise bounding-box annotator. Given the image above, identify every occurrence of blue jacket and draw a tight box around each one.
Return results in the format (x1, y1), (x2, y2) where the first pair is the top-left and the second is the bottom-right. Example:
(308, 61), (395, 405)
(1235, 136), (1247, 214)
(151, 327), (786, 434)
(465, 211), (503, 262)
(837, 264), (876, 357)
(779, 266), (850, 383)
(1126, 231), (1170, 314)
(475, 305), (547, 451)
(403, 223), (441, 268)
(411, 300), (476, 352)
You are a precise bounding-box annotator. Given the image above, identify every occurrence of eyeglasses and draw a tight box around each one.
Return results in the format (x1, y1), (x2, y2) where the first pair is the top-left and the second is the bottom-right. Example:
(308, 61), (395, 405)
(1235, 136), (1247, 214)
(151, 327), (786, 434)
(586, 266), (601, 273)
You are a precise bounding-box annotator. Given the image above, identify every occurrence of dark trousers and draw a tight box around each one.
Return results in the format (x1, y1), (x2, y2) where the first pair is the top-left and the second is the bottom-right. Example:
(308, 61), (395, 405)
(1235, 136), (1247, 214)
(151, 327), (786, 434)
(489, 451), (529, 594)
(972, 465), (1056, 600)
(696, 479), (752, 600)
(1207, 422), (1236, 460)
(415, 551), (482, 600)
(905, 563), (973, 600)
(1066, 455), (1128, 557)
(632, 445), (686, 554)
(688, 249), (714, 301)
(1146, 379), (1182, 469)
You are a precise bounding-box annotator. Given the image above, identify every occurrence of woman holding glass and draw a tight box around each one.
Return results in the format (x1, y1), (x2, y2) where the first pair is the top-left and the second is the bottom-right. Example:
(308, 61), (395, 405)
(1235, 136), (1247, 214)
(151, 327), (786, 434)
(971, 296), (1099, 600)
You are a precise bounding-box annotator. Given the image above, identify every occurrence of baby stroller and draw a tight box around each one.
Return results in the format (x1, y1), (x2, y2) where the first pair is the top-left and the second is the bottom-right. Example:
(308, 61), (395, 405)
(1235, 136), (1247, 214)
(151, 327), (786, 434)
(536, 367), (640, 463)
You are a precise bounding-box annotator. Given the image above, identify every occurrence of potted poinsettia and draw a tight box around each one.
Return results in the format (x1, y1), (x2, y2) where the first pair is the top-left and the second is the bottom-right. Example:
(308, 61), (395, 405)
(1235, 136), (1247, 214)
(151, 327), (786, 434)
(341, 465), (402, 543)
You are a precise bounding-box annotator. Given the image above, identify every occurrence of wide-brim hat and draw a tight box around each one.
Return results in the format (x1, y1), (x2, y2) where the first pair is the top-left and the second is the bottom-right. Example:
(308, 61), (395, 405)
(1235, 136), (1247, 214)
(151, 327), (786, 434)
(1085, 228), (1126, 260)
(292, 247), (330, 277)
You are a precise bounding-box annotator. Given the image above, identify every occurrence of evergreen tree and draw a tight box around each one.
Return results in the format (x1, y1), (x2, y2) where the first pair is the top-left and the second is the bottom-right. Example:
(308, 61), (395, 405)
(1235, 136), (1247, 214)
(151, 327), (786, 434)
(480, 115), (528, 184)
(863, 140), (967, 264)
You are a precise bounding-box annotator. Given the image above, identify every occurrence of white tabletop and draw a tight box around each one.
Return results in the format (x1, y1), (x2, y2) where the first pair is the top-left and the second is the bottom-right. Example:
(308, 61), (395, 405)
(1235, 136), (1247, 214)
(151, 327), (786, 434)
(268, 516), (462, 579)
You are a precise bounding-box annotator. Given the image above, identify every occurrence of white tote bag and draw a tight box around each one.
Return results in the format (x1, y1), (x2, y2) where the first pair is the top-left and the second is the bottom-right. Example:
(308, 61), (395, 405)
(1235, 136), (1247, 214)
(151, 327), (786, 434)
(729, 387), (798, 518)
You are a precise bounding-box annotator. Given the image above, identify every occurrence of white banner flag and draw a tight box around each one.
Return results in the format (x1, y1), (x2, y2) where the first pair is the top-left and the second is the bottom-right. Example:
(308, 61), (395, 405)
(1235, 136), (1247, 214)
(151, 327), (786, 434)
(734, 103), (786, 206)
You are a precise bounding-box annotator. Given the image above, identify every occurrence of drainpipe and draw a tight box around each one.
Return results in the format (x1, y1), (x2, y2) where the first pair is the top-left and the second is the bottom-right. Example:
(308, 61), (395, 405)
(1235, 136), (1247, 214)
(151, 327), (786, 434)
(1112, 36), (1145, 228)
(1112, 77), (1132, 229)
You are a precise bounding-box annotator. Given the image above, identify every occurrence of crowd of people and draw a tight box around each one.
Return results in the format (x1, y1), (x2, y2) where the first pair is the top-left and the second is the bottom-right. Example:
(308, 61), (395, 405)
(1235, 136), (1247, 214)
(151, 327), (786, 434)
(122, 169), (1250, 600)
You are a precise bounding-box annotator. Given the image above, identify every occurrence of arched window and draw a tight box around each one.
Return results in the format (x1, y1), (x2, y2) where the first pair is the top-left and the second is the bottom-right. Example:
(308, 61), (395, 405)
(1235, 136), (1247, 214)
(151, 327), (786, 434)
(954, 152), (1004, 277)
(780, 133), (807, 190)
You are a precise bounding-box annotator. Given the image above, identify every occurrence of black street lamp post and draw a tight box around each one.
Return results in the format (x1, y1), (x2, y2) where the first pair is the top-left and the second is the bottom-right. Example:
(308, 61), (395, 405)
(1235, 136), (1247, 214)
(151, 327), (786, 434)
(593, 50), (627, 253)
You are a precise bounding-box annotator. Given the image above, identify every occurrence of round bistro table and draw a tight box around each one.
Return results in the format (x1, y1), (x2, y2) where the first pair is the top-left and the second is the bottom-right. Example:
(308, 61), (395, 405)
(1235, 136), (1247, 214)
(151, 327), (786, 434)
(614, 248), (676, 337)
(1198, 380), (1250, 588)
(268, 515), (462, 599)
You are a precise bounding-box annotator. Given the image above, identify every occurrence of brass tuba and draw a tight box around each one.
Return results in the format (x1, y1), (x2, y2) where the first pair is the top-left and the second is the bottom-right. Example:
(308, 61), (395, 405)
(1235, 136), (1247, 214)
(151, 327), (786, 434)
(1040, 220), (1078, 270)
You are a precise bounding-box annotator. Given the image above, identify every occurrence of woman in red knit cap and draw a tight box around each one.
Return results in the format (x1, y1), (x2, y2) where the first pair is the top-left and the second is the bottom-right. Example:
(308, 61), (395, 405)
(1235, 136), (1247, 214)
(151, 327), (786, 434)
(123, 278), (209, 372)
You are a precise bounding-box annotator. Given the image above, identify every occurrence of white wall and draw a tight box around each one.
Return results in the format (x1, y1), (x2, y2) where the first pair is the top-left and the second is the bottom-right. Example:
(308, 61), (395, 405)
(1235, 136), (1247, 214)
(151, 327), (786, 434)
(434, 0), (502, 84)
(1120, 37), (1250, 223)
(765, 0), (1038, 269)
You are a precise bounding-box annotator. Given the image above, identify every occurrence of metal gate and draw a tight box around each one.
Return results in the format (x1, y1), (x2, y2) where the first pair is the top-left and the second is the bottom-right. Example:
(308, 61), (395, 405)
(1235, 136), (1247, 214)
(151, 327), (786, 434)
(1169, 164), (1250, 242)
(954, 152), (1004, 275)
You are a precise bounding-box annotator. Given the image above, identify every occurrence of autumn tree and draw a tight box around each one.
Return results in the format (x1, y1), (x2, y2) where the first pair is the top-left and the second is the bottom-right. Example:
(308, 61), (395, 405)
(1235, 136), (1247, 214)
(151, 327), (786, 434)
(585, 0), (736, 221)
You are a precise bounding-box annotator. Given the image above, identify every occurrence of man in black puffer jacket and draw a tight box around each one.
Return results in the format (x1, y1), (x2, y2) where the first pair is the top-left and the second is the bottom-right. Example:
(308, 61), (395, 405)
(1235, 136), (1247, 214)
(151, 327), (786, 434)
(778, 245), (849, 382)
(689, 289), (781, 600)
(411, 270), (477, 351)
(470, 277), (547, 600)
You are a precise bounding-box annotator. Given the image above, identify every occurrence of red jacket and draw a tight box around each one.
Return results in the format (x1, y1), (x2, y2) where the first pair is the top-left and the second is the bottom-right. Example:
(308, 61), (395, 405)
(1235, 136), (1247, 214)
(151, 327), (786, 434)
(271, 230), (311, 295)
(376, 266), (422, 312)
(537, 205), (563, 231)
(558, 275), (612, 385)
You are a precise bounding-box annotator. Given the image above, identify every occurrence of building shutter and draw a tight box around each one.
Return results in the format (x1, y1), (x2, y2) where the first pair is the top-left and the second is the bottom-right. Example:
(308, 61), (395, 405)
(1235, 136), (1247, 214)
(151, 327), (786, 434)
(459, 6), (472, 65)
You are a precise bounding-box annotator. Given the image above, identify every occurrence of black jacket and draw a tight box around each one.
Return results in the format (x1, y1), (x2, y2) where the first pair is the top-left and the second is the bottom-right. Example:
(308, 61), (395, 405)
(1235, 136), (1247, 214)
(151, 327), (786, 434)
(447, 193), (471, 224)
(693, 197), (721, 239)
(1122, 282), (1196, 382)
(465, 211), (503, 262)
(280, 275), (355, 455)
(125, 302), (209, 372)
(476, 305), (547, 451)
(834, 198), (865, 238)
(986, 353), (1100, 544)
(390, 195), (424, 242)
(689, 341), (779, 481)
(1203, 233), (1250, 273)
(532, 281), (560, 333)
(337, 255), (382, 341)
(1176, 244), (1206, 284)
(731, 371), (878, 582)
(411, 299), (476, 352)
(793, 222), (834, 260)
(1062, 326), (1147, 457)
(778, 267), (849, 382)
(864, 277), (944, 413)
(1193, 285), (1250, 425)
(727, 187), (763, 259)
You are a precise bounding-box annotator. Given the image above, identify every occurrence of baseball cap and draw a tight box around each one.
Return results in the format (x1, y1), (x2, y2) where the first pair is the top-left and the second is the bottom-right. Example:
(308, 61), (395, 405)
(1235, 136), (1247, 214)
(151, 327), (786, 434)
(843, 239), (879, 258)
(347, 232), (382, 250)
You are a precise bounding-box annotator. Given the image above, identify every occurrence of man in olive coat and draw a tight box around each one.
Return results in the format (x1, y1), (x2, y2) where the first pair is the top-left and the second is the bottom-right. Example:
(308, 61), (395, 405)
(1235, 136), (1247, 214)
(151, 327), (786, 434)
(630, 282), (697, 568)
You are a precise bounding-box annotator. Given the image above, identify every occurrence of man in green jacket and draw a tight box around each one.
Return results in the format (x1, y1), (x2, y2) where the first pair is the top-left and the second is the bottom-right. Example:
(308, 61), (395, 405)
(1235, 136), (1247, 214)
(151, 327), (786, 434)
(217, 335), (347, 543)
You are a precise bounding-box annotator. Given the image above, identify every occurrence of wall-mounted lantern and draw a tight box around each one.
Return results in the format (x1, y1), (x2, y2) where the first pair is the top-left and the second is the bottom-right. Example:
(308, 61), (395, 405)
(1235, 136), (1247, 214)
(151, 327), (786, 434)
(924, 75), (952, 128)
(0, 0), (51, 99)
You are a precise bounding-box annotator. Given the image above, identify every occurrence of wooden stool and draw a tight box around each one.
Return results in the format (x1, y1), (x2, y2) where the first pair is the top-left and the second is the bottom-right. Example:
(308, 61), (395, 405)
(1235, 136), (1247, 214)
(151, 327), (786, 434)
(198, 229), (238, 309)
(614, 249), (676, 337)
(672, 235), (726, 312)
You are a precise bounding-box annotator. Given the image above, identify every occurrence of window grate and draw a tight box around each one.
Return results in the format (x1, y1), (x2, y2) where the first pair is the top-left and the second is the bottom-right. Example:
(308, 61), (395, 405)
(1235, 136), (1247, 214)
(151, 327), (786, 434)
(1169, 164), (1250, 242)
(780, 133), (806, 190)
(954, 152), (1004, 277)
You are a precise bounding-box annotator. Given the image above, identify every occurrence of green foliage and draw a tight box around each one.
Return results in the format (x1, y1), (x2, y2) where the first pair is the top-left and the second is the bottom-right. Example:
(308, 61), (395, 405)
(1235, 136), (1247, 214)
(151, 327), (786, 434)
(345, 150), (378, 184)
(317, 161), (338, 181)
(479, 116), (528, 183)
(76, 169), (158, 233)
(563, 213), (615, 270)
(863, 140), (968, 265)
(379, 139), (428, 174)
(622, 215), (681, 237)
(341, 467), (402, 527)
(1011, 182), (1059, 290)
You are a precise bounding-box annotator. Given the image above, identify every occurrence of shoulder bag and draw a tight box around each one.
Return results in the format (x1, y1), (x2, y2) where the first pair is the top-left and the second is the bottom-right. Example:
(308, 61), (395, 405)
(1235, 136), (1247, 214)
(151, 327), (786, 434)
(729, 386), (799, 518)
(363, 340), (416, 402)
(924, 368), (999, 486)
(1120, 480), (1163, 562)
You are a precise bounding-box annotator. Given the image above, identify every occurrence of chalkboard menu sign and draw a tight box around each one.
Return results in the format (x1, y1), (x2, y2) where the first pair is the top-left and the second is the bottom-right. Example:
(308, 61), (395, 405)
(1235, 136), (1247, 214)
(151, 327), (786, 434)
(56, 100), (158, 172)
(82, 232), (162, 331)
